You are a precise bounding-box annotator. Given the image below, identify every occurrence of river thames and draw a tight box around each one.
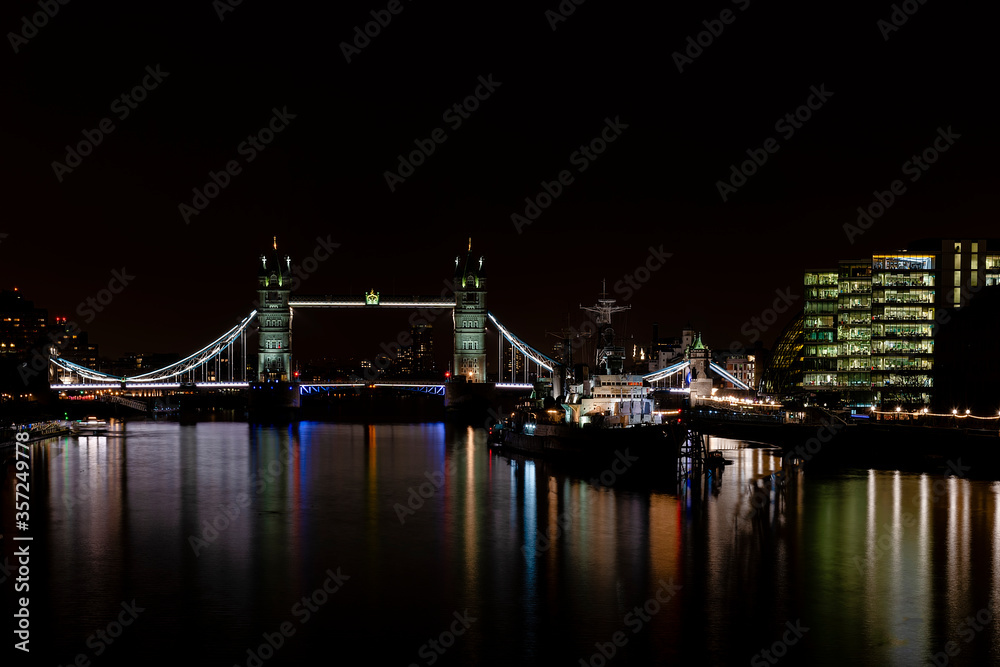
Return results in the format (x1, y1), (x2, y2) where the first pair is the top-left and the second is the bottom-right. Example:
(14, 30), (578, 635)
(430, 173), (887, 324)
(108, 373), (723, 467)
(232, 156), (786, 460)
(3, 421), (1000, 666)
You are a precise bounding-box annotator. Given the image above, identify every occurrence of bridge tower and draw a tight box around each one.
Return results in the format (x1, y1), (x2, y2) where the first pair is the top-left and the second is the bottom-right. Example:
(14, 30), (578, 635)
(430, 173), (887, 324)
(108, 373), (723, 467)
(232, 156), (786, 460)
(687, 332), (713, 405)
(257, 239), (293, 382)
(453, 241), (487, 382)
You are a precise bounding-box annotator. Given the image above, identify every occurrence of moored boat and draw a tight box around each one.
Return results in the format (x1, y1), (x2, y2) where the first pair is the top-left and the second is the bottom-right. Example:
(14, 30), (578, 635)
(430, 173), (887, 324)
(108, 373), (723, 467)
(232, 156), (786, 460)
(489, 289), (680, 469)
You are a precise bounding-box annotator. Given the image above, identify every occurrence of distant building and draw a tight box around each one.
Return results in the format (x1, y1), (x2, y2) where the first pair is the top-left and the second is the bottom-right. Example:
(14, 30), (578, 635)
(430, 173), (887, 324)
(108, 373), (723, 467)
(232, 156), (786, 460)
(52, 317), (100, 369)
(724, 352), (755, 390)
(394, 323), (436, 377)
(647, 323), (693, 388)
(802, 238), (1000, 411)
(502, 340), (525, 382)
(0, 289), (47, 358)
(757, 312), (803, 397)
(411, 323), (435, 375)
(109, 352), (180, 379)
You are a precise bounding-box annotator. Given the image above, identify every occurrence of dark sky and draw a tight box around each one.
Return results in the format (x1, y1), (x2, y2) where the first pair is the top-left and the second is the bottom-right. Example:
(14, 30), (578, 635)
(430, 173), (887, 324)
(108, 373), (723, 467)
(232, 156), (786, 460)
(2, 0), (995, 369)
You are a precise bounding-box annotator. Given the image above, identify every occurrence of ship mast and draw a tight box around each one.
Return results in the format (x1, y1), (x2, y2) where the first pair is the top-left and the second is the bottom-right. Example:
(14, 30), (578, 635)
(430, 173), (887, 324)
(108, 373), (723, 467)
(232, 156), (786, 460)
(579, 279), (630, 325)
(580, 280), (630, 373)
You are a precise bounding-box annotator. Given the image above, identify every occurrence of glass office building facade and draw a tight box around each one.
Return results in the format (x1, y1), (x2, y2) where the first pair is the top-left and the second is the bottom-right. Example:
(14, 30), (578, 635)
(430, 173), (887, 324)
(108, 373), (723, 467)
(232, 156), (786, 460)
(802, 239), (999, 411)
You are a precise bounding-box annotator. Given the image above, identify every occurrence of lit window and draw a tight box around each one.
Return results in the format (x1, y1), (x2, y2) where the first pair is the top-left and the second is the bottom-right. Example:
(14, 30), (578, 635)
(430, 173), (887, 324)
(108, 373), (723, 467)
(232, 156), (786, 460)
(954, 287), (961, 307)
(954, 271), (961, 286)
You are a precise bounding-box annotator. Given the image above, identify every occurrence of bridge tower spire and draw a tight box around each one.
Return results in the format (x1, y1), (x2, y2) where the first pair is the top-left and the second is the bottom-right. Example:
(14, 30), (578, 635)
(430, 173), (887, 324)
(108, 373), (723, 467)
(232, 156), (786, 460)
(257, 240), (293, 381)
(453, 242), (487, 382)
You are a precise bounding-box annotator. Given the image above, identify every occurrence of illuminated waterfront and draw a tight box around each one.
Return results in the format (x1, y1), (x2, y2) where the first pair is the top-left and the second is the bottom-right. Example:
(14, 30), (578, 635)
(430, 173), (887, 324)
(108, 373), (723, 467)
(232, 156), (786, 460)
(3, 423), (999, 665)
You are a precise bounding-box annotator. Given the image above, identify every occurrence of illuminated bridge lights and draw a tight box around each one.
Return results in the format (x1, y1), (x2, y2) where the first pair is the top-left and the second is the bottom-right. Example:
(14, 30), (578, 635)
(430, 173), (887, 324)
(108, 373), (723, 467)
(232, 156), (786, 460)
(641, 360), (752, 391)
(299, 383), (445, 396)
(708, 362), (752, 391)
(48, 304), (558, 392)
(486, 312), (556, 373)
(872, 409), (1000, 419)
(50, 310), (258, 383)
(289, 296), (456, 309)
(643, 360), (690, 383)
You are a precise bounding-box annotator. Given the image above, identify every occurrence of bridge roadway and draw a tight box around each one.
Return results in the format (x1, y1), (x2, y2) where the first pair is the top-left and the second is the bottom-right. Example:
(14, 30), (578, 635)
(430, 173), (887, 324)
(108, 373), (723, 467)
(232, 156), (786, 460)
(289, 295), (455, 308)
(50, 381), (534, 392)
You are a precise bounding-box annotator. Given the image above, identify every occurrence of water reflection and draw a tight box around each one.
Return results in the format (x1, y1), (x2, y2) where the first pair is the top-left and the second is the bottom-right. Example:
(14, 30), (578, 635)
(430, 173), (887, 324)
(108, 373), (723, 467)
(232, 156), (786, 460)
(6, 423), (1000, 665)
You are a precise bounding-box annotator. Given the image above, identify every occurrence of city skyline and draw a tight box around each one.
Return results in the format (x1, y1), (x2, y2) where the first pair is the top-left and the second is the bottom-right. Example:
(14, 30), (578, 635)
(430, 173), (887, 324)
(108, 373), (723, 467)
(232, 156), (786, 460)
(2, 2), (995, 364)
(5, 4), (1000, 665)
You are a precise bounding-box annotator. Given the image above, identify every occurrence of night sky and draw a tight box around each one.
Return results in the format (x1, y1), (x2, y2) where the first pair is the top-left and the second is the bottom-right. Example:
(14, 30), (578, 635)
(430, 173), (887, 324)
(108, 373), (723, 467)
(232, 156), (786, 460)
(2, 0), (995, 368)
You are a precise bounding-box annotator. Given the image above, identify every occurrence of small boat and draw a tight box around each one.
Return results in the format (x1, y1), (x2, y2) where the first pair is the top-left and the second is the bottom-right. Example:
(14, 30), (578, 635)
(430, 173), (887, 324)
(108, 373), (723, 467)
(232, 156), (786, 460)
(70, 417), (108, 435)
(706, 450), (733, 468)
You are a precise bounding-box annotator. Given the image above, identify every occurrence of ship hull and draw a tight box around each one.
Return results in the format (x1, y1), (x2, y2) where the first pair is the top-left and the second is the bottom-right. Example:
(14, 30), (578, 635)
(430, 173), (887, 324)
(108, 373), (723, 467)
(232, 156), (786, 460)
(494, 423), (681, 474)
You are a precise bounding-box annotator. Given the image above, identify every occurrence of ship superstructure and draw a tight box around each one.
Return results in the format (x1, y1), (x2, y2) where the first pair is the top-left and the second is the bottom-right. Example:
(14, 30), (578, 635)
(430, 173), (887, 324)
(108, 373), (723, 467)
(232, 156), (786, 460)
(561, 286), (658, 427)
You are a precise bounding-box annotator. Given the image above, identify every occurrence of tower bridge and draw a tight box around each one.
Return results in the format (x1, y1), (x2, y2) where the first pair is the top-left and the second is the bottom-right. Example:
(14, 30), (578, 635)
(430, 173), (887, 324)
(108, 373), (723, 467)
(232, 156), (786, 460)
(47, 239), (749, 399)
(48, 240), (558, 397)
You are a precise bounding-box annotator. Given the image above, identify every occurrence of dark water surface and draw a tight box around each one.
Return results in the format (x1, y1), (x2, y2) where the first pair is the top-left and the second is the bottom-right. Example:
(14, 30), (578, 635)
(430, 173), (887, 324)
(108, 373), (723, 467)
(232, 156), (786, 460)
(3, 421), (1000, 666)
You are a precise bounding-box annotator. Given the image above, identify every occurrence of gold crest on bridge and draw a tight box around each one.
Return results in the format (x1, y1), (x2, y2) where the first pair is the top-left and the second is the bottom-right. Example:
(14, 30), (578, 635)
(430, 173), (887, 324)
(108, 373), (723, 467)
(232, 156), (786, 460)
(365, 289), (380, 306)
